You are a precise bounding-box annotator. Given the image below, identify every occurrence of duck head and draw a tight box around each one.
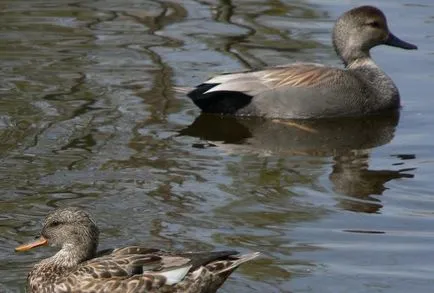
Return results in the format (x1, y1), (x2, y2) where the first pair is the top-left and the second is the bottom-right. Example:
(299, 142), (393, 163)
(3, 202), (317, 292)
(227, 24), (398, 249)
(332, 6), (417, 66)
(15, 207), (99, 263)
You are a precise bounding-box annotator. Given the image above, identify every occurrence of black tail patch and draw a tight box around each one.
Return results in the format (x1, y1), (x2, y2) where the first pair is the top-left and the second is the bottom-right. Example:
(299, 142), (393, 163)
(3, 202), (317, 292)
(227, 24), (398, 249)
(187, 83), (220, 99)
(187, 83), (252, 114)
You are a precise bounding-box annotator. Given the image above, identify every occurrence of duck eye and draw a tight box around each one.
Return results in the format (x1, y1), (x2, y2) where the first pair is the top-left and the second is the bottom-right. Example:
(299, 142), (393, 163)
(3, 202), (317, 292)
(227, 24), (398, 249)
(367, 21), (381, 28)
(50, 221), (61, 227)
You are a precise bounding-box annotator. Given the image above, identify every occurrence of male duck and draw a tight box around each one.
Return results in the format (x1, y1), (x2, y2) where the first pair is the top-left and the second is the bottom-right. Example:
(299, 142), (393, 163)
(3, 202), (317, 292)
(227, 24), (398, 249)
(15, 207), (259, 293)
(187, 6), (417, 119)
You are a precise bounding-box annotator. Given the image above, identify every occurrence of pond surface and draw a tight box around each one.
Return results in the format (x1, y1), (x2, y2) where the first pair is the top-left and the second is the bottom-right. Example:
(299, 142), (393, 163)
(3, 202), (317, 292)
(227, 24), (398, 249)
(1, 0), (434, 292)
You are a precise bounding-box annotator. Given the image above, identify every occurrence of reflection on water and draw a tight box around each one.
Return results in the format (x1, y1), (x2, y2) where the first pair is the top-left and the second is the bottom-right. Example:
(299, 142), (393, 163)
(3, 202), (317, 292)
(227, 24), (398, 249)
(181, 111), (417, 214)
(180, 111), (400, 154)
(331, 152), (415, 213)
(0, 0), (433, 293)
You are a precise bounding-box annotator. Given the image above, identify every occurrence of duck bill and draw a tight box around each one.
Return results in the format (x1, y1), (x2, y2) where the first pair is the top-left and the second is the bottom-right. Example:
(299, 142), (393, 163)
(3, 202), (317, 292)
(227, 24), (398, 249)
(385, 33), (417, 50)
(15, 236), (48, 252)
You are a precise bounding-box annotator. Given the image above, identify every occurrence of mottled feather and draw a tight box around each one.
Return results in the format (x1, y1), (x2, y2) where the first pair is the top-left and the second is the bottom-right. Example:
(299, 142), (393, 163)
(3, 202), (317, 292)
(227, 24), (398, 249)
(16, 208), (260, 293)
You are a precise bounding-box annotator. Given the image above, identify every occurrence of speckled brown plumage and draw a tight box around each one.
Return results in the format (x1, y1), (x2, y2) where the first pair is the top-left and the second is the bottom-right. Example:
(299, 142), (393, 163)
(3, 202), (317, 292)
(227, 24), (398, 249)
(16, 207), (260, 293)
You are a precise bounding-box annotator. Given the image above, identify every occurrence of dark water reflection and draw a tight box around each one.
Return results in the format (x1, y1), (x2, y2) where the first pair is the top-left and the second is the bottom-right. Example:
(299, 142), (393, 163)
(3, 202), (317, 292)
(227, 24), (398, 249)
(181, 111), (400, 153)
(331, 152), (415, 214)
(181, 112), (417, 215)
(1, 0), (434, 292)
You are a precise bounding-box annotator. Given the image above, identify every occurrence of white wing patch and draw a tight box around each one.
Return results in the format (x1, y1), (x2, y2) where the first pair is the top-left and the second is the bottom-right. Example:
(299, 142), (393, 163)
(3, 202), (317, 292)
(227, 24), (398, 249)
(151, 265), (193, 285)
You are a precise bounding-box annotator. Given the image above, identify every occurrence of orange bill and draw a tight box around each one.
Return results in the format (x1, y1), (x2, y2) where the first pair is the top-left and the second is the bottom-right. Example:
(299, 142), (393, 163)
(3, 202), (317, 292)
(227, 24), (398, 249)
(15, 236), (48, 252)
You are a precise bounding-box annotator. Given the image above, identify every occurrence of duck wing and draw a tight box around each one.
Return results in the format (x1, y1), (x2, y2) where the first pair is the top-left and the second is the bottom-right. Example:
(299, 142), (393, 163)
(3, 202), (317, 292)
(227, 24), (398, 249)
(53, 248), (247, 293)
(187, 63), (341, 114)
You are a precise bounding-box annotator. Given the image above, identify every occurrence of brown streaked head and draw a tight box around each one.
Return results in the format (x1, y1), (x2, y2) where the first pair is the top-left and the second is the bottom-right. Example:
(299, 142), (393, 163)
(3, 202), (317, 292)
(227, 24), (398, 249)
(15, 207), (99, 255)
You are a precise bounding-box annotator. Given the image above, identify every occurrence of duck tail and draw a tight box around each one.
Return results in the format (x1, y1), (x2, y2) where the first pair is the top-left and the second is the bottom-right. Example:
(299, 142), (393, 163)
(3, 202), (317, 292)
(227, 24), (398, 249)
(218, 252), (260, 274)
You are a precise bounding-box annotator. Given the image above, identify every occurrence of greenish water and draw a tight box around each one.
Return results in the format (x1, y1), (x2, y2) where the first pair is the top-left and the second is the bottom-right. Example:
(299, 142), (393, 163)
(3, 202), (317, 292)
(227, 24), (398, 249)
(1, 0), (433, 292)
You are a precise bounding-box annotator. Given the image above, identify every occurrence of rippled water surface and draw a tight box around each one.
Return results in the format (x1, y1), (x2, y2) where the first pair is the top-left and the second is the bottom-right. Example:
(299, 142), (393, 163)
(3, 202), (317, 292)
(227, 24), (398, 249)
(1, 0), (434, 292)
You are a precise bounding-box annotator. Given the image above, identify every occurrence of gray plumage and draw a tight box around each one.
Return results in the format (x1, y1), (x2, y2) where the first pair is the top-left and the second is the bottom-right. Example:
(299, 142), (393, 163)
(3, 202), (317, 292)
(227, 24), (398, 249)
(187, 6), (417, 119)
(15, 207), (259, 293)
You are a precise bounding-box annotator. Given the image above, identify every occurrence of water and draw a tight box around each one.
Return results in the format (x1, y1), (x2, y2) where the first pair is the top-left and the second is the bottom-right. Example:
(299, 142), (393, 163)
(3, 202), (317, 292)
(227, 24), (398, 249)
(1, 0), (433, 292)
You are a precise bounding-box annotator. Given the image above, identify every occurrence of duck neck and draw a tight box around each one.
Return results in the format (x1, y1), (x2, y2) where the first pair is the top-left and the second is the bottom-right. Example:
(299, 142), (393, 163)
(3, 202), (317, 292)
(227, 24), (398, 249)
(338, 46), (371, 67)
(333, 28), (372, 67)
(347, 57), (400, 107)
(43, 241), (97, 269)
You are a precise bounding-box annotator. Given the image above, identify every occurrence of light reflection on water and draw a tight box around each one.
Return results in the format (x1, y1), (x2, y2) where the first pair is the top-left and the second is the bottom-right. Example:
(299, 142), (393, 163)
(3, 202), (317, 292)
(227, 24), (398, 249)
(1, 0), (434, 292)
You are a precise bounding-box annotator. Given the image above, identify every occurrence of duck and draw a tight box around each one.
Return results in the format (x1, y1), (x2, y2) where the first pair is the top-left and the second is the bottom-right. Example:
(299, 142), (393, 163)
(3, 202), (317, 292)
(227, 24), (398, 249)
(15, 207), (260, 293)
(186, 6), (417, 119)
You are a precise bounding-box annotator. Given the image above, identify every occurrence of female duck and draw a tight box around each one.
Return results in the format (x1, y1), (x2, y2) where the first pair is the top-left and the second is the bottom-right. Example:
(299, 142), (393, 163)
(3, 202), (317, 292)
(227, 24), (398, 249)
(15, 207), (259, 293)
(187, 6), (417, 119)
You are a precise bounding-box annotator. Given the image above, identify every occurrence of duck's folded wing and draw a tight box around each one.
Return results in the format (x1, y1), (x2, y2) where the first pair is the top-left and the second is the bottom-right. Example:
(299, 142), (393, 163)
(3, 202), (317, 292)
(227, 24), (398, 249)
(188, 64), (341, 114)
(71, 249), (239, 279)
(255, 64), (338, 89)
(76, 254), (164, 278)
(57, 253), (193, 292)
(55, 250), (248, 292)
(207, 64), (336, 93)
(110, 246), (161, 256)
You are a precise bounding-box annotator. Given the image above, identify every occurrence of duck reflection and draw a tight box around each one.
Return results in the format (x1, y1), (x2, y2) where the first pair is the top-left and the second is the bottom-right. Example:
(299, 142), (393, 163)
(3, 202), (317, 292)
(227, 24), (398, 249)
(330, 151), (414, 213)
(180, 111), (415, 213)
(180, 112), (399, 154)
